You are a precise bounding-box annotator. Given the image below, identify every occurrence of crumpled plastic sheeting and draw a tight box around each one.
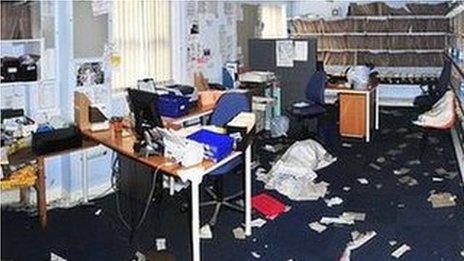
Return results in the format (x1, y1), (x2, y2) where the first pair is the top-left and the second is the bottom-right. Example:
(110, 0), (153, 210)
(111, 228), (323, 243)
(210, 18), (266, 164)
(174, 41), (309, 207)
(257, 139), (336, 201)
(413, 90), (457, 128)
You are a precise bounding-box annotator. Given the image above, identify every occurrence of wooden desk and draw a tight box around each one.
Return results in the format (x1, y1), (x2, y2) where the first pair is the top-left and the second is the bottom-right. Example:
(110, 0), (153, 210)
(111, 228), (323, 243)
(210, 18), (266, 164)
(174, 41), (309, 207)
(81, 126), (252, 261)
(327, 87), (380, 142)
(162, 105), (214, 129)
(4, 140), (96, 229)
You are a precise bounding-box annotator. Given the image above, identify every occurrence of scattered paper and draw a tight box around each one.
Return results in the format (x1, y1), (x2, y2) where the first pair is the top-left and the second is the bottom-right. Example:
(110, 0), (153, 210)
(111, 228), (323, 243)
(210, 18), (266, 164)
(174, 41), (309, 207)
(250, 218), (267, 228)
(407, 160), (421, 166)
(343, 186), (351, 192)
(398, 143), (408, 149)
(251, 251), (261, 259)
(233, 227), (246, 240)
(394, 168), (411, 176)
(398, 176), (418, 187)
(340, 231), (377, 261)
(397, 203), (405, 208)
(155, 238), (166, 251)
(432, 177), (444, 182)
(391, 244), (411, 259)
(251, 161), (260, 170)
(135, 251), (145, 261)
(396, 128), (408, 133)
(200, 224), (213, 239)
(50, 252), (67, 261)
(342, 143), (352, 148)
(308, 221), (327, 233)
(325, 197), (343, 207)
(389, 240), (397, 246)
(369, 163), (382, 171)
(375, 183), (383, 189)
(427, 192), (457, 208)
(94, 209), (102, 216)
(387, 149), (403, 156)
(320, 216), (354, 225)
(435, 168), (447, 175)
(376, 157), (386, 163)
(342, 212), (366, 222)
(357, 178), (369, 185)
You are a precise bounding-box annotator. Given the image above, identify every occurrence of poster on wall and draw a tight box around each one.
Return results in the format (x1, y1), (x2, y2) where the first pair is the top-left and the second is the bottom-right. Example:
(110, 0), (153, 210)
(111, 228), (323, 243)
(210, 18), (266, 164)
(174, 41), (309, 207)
(276, 40), (294, 67)
(75, 61), (105, 86)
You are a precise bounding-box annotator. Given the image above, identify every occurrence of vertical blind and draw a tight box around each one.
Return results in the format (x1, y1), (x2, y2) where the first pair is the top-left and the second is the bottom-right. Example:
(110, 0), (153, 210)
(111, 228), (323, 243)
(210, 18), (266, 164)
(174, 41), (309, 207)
(112, 0), (172, 90)
(259, 5), (286, 39)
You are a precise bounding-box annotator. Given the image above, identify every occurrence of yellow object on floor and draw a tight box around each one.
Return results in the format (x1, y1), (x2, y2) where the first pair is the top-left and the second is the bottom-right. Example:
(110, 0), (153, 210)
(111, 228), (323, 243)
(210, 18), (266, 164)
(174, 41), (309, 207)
(0, 165), (37, 190)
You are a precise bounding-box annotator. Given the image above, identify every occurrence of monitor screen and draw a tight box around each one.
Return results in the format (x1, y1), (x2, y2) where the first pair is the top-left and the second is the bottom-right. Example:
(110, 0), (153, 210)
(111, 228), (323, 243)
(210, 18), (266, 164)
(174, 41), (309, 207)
(127, 89), (163, 136)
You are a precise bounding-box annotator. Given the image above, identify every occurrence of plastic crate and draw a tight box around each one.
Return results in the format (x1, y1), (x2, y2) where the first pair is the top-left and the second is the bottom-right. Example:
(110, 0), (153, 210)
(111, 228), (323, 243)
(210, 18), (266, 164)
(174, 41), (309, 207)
(157, 94), (190, 118)
(187, 129), (234, 162)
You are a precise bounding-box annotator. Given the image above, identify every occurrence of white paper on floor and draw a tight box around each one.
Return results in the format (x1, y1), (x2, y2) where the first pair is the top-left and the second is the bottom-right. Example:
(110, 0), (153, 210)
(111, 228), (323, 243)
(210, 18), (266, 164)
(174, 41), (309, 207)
(135, 251), (146, 261)
(308, 221), (328, 233)
(250, 218), (267, 228)
(324, 197), (343, 207)
(200, 224), (213, 239)
(357, 178), (369, 185)
(343, 186), (351, 192)
(340, 231), (377, 261)
(251, 251), (261, 258)
(94, 209), (102, 216)
(342, 212), (366, 222)
(427, 192), (457, 208)
(50, 252), (67, 261)
(394, 168), (411, 176)
(391, 244), (411, 259)
(389, 240), (397, 246)
(320, 216), (355, 225)
(155, 238), (166, 251)
(257, 139), (336, 201)
(233, 227), (246, 240)
(369, 163), (382, 171)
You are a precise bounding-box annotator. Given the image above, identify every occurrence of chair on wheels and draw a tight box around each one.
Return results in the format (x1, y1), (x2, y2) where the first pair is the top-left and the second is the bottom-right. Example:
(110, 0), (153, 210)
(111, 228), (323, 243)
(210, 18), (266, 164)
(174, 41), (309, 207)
(200, 92), (251, 226)
(414, 59), (452, 112)
(286, 70), (327, 138)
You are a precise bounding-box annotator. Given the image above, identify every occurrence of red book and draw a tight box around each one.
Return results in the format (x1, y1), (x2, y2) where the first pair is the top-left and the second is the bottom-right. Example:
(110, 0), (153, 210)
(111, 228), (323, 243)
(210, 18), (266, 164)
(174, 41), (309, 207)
(252, 193), (287, 220)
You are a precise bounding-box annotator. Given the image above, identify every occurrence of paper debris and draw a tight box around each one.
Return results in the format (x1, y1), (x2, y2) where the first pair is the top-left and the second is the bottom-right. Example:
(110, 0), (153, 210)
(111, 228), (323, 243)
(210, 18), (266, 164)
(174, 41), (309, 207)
(200, 224), (213, 239)
(387, 149), (403, 156)
(251, 251), (261, 258)
(94, 209), (102, 216)
(460, 250), (464, 257)
(432, 177), (444, 182)
(394, 168), (411, 176)
(252, 237), (257, 242)
(389, 240), (397, 246)
(50, 252), (67, 261)
(397, 203), (405, 208)
(423, 172), (430, 176)
(357, 178), (369, 185)
(342, 143), (353, 148)
(445, 171), (459, 180)
(398, 176), (418, 186)
(376, 157), (386, 163)
(251, 161), (260, 170)
(396, 128), (408, 133)
(308, 221), (328, 233)
(369, 163), (382, 171)
(391, 244), (411, 259)
(407, 159), (421, 166)
(135, 251), (145, 261)
(250, 218), (267, 228)
(428, 137), (439, 144)
(233, 227), (246, 240)
(324, 197), (343, 207)
(435, 168), (448, 175)
(320, 216), (354, 225)
(342, 212), (366, 222)
(398, 143), (407, 149)
(263, 144), (284, 153)
(343, 186), (351, 192)
(375, 183), (383, 189)
(340, 231), (377, 261)
(264, 244), (268, 249)
(156, 238), (166, 251)
(427, 192), (457, 208)
(405, 133), (422, 139)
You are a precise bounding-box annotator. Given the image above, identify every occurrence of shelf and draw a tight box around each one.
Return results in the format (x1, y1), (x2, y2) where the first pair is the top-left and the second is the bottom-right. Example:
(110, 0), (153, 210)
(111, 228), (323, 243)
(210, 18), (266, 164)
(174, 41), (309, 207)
(318, 49), (445, 54)
(0, 38), (44, 44)
(295, 32), (450, 37)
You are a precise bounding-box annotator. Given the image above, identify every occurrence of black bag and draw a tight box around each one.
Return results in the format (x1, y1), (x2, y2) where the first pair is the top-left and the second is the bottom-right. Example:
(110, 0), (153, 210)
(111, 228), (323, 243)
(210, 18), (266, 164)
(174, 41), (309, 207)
(32, 126), (83, 155)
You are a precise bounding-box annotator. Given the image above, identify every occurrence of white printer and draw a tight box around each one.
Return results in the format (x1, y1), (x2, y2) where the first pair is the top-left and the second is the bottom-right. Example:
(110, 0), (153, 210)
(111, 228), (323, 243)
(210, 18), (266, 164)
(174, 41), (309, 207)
(239, 71), (275, 83)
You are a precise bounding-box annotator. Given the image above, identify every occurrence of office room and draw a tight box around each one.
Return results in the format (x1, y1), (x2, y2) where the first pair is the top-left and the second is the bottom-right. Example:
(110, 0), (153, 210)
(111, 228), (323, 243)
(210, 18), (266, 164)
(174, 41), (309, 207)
(1, 0), (463, 260)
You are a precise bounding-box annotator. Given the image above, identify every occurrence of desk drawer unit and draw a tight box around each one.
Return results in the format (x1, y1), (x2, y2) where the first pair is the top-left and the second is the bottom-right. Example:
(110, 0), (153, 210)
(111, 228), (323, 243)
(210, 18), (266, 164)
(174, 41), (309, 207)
(339, 93), (366, 138)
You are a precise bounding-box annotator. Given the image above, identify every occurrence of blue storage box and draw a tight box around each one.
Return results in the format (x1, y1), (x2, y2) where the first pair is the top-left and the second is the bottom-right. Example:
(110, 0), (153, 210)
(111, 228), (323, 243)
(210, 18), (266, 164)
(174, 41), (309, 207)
(157, 94), (190, 118)
(187, 129), (234, 162)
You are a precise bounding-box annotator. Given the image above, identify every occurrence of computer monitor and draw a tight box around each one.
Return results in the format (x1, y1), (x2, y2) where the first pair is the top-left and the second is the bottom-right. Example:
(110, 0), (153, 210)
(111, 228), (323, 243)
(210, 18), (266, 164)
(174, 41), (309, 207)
(127, 89), (163, 137)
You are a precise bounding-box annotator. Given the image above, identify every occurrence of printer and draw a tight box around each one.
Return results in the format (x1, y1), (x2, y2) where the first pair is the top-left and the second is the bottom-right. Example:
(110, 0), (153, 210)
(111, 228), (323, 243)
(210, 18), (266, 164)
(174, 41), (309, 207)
(239, 71), (275, 83)
(155, 84), (198, 104)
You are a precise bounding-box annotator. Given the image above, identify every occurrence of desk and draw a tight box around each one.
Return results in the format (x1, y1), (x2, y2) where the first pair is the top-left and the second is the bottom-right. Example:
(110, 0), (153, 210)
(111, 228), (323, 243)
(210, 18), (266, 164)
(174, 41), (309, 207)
(82, 126), (252, 261)
(3, 140), (96, 228)
(326, 87), (379, 142)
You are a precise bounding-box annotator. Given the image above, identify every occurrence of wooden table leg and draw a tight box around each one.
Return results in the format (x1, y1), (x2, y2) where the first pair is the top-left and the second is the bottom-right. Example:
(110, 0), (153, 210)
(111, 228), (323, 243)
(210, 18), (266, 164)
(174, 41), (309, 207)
(35, 156), (47, 229)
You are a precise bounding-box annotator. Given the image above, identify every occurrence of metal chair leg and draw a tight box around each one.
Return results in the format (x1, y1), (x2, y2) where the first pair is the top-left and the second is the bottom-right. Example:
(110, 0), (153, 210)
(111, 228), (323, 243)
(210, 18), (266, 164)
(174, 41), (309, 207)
(419, 129), (429, 160)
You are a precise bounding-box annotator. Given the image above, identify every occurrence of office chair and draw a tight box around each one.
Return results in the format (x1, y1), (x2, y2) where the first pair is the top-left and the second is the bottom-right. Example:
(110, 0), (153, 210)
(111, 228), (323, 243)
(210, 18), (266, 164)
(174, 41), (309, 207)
(200, 92), (251, 226)
(413, 59), (452, 112)
(287, 70), (327, 138)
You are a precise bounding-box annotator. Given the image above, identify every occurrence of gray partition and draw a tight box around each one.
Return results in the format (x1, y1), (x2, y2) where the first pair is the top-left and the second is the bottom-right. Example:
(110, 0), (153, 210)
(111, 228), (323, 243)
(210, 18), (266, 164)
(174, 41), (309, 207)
(248, 38), (317, 112)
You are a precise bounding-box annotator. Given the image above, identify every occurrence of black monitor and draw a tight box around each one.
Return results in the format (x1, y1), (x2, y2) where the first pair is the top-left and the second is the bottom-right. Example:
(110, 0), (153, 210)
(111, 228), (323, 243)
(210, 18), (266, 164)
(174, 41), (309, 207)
(127, 89), (163, 137)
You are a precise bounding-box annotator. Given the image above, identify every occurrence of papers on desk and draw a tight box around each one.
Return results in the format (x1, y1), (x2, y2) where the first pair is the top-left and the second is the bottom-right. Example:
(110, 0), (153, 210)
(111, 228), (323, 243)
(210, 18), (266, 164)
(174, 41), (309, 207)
(293, 101), (311, 108)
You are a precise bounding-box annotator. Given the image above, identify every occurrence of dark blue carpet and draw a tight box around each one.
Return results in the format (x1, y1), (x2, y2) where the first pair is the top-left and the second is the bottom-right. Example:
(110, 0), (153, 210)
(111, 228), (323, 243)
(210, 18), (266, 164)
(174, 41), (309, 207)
(2, 107), (463, 260)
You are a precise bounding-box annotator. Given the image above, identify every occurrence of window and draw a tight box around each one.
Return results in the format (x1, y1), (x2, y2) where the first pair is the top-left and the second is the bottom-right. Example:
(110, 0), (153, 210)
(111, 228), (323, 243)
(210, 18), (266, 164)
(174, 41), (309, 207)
(112, 0), (172, 90)
(259, 4), (287, 39)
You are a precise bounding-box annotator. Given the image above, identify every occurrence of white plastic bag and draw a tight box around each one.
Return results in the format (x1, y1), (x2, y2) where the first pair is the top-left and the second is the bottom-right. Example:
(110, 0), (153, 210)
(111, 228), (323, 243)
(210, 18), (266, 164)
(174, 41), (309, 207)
(413, 90), (456, 128)
(346, 66), (371, 90)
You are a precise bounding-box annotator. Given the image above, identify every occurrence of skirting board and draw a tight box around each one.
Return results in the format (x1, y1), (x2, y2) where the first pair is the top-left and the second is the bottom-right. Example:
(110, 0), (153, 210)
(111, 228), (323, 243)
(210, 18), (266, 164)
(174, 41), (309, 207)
(451, 128), (464, 181)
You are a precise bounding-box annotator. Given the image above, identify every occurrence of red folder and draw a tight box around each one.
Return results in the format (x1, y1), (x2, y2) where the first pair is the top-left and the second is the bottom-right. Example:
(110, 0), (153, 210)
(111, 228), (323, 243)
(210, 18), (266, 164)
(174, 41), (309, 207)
(252, 193), (287, 220)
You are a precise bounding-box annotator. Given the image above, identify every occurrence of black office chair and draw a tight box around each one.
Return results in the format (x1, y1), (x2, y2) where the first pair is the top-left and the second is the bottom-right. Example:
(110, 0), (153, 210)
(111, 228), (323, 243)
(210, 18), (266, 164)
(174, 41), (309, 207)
(413, 59), (452, 112)
(287, 70), (327, 139)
